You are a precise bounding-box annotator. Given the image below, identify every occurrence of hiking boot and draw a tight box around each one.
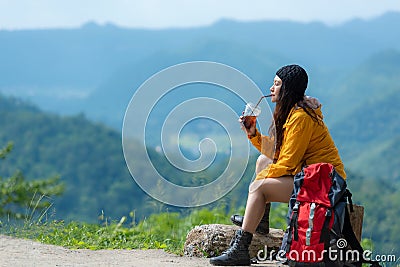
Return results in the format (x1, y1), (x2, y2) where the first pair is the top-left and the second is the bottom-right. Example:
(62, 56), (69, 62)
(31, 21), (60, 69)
(230, 203), (270, 235)
(209, 229), (253, 266)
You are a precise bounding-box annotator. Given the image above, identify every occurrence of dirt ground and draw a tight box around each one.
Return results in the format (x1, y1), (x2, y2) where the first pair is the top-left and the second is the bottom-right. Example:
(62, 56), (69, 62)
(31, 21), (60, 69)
(0, 235), (281, 267)
(0, 235), (207, 267)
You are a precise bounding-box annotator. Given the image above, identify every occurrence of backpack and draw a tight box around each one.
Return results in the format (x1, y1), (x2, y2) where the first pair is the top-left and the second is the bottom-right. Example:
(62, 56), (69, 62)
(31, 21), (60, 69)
(280, 163), (381, 267)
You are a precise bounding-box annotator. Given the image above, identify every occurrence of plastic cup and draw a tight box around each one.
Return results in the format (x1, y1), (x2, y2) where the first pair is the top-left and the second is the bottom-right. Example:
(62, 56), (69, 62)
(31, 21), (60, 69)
(242, 103), (261, 129)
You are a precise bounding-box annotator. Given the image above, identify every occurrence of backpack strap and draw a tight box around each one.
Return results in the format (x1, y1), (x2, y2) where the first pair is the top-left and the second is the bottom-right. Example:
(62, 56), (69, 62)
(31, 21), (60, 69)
(320, 208), (332, 251)
(343, 205), (363, 251)
(292, 202), (300, 241)
(285, 201), (300, 252)
(345, 189), (354, 212)
(343, 205), (382, 267)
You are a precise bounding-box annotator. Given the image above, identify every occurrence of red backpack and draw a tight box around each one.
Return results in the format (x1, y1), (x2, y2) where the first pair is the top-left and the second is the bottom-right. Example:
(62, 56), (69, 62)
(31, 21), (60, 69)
(281, 163), (381, 267)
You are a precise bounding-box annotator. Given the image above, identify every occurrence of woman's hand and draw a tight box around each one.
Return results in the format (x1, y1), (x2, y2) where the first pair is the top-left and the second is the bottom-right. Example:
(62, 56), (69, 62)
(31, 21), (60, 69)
(239, 115), (257, 138)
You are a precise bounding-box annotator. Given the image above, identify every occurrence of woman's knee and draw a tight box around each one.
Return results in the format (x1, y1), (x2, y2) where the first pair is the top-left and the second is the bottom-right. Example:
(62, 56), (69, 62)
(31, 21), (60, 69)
(249, 176), (294, 203)
(256, 154), (273, 174)
(248, 180), (268, 202)
(249, 179), (265, 193)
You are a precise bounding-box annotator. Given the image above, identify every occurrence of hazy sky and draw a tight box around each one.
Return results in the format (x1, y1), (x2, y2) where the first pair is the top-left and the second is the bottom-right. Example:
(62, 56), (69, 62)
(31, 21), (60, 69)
(1, 0), (400, 30)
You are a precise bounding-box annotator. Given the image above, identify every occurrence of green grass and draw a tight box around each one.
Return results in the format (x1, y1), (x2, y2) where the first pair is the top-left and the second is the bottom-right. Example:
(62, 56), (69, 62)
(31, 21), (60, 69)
(1, 204), (289, 255)
(5, 203), (377, 257)
(1, 207), (232, 254)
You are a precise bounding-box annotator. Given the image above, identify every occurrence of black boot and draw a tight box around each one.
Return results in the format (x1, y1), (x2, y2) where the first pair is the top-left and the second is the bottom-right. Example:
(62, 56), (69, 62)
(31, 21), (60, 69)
(209, 229), (253, 266)
(230, 203), (270, 235)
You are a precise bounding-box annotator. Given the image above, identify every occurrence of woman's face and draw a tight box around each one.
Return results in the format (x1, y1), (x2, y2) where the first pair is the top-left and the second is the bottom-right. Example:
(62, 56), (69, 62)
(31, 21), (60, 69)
(270, 75), (282, 103)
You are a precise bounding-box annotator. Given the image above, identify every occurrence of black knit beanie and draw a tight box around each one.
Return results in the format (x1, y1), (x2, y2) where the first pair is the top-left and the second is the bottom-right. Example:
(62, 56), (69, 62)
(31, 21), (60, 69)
(276, 64), (308, 96)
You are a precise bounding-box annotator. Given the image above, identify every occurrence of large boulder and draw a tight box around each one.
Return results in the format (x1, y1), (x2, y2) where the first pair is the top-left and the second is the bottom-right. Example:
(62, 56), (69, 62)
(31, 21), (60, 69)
(184, 224), (284, 258)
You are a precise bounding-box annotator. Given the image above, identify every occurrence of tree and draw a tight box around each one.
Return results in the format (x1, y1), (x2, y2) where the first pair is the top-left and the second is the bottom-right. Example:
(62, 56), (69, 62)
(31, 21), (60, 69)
(0, 142), (65, 220)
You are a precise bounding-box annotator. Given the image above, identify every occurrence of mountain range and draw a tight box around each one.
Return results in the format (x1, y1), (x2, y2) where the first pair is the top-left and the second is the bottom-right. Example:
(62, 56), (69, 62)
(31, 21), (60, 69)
(1, 12), (399, 179)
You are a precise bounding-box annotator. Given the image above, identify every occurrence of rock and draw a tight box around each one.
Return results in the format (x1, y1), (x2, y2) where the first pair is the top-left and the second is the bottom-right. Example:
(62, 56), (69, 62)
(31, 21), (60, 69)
(184, 224), (284, 258)
(184, 205), (364, 259)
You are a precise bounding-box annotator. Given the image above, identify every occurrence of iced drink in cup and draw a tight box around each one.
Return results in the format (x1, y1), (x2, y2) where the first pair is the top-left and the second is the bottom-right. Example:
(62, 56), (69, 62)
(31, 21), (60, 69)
(242, 102), (261, 129)
(241, 95), (271, 129)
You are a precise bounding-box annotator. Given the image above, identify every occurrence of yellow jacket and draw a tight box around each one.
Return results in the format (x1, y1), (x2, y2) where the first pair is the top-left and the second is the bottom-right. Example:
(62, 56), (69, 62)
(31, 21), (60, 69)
(250, 98), (346, 179)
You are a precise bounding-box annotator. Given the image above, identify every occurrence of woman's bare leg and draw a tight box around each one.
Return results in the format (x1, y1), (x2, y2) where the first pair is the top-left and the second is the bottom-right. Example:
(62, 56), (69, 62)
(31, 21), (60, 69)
(241, 176), (294, 234)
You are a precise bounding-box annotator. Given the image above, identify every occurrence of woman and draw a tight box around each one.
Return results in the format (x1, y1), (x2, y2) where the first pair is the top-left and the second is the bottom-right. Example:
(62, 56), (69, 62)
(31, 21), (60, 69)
(210, 64), (346, 266)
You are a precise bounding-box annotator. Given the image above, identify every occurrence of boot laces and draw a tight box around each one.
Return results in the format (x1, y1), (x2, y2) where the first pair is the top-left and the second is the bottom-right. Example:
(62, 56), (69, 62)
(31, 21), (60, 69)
(222, 231), (244, 255)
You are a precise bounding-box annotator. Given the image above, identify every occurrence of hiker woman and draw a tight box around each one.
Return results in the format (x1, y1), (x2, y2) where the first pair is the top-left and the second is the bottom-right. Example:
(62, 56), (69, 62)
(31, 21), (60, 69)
(210, 64), (346, 266)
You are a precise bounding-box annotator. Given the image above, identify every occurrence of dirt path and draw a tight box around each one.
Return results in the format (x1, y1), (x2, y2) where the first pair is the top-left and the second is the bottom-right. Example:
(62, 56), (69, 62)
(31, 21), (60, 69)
(0, 235), (280, 267)
(0, 235), (208, 267)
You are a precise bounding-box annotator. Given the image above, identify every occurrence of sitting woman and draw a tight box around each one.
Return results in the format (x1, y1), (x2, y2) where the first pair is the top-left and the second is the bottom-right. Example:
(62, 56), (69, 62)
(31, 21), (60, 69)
(210, 64), (346, 266)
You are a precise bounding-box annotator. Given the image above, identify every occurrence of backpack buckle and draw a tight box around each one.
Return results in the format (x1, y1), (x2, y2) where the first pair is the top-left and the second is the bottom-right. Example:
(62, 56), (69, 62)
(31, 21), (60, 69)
(293, 202), (300, 212)
(325, 209), (332, 217)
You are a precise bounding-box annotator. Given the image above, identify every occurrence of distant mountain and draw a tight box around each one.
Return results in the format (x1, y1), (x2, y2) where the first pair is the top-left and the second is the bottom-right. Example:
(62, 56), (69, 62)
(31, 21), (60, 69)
(325, 49), (400, 120)
(342, 11), (400, 48)
(83, 40), (288, 129)
(1, 12), (400, 120)
(327, 50), (400, 181)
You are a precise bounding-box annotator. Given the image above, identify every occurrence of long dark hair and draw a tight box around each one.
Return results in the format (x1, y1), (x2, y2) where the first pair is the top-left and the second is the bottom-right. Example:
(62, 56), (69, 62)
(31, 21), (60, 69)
(268, 83), (321, 162)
